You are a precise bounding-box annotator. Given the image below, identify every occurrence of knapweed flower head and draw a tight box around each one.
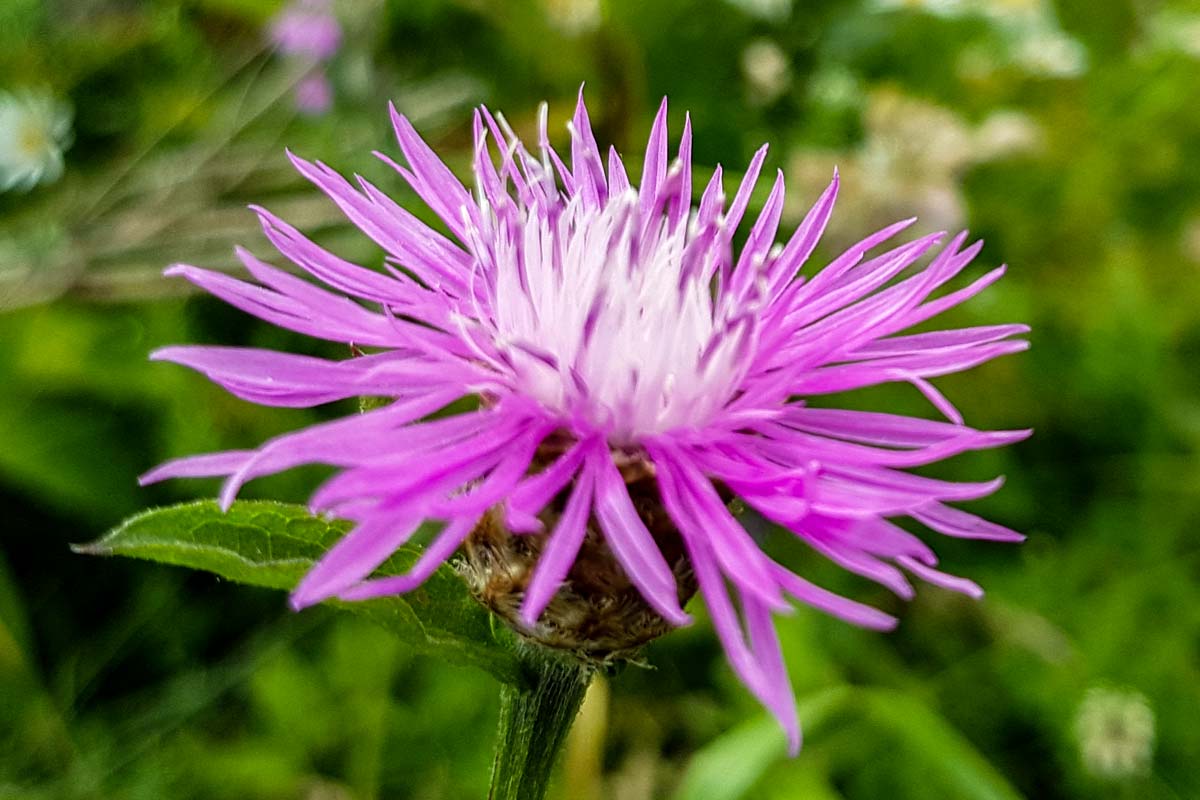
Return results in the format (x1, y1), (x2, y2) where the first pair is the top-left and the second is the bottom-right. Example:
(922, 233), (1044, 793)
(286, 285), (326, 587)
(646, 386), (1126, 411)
(144, 91), (1029, 752)
(0, 89), (73, 193)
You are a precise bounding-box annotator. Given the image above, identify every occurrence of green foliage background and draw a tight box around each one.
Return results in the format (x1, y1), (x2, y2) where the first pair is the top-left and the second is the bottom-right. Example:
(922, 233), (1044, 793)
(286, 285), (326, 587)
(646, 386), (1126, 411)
(2, 0), (1199, 797)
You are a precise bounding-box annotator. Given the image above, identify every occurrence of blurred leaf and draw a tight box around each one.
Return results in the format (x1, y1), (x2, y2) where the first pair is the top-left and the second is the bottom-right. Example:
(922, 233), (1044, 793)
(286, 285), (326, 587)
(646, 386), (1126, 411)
(851, 690), (1026, 800)
(675, 687), (1025, 800)
(674, 687), (849, 800)
(0, 395), (145, 519)
(760, 765), (845, 800)
(0, 549), (32, 668)
(673, 715), (786, 800)
(0, 0), (40, 50)
(193, 0), (281, 23)
(74, 500), (524, 685)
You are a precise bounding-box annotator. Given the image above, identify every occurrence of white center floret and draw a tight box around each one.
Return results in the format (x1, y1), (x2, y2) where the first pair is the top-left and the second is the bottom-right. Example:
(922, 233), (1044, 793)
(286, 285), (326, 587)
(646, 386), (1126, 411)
(485, 185), (751, 442)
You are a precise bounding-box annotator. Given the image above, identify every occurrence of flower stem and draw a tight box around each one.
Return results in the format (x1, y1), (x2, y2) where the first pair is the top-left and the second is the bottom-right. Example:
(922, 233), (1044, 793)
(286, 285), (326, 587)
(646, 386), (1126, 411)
(488, 651), (592, 800)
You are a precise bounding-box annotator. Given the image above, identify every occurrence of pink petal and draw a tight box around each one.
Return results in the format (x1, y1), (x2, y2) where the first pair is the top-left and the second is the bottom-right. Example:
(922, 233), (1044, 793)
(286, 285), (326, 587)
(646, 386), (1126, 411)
(667, 113), (692, 230)
(781, 407), (1030, 449)
(722, 144), (769, 237)
(651, 444), (788, 612)
(569, 88), (607, 209)
(504, 436), (597, 532)
(590, 450), (691, 626)
(337, 516), (477, 600)
(897, 555), (984, 598)
(765, 169), (838, 300)
(150, 345), (461, 407)
(519, 458), (597, 625)
(164, 264), (396, 347)
(638, 98), (670, 219)
(658, 459), (773, 702)
(139, 450), (255, 485)
(291, 513), (422, 608)
(912, 502), (1026, 542)
(743, 593), (801, 755)
(216, 392), (463, 508)
(771, 564), (898, 631)
(387, 103), (482, 246)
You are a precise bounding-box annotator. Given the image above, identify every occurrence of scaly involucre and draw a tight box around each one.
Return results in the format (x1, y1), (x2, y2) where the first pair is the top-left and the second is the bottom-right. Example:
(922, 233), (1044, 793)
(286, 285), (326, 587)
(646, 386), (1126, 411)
(145, 91), (1029, 752)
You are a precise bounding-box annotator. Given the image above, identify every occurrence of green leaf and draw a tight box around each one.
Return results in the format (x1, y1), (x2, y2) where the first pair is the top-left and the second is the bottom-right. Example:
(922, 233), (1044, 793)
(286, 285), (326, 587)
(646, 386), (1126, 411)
(855, 690), (1026, 800)
(673, 715), (787, 800)
(673, 688), (850, 800)
(0, 395), (145, 519)
(674, 686), (1024, 800)
(75, 500), (525, 685)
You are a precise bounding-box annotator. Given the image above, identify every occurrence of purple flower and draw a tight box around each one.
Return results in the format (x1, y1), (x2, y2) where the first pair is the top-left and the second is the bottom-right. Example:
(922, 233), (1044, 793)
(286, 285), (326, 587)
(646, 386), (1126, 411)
(269, 0), (342, 63)
(144, 92), (1029, 752)
(294, 73), (334, 116)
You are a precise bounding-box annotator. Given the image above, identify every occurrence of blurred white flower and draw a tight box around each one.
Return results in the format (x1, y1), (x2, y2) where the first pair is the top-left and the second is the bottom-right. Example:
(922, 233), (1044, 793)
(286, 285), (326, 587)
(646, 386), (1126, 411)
(873, 0), (1088, 77)
(1011, 27), (1087, 77)
(723, 0), (792, 21)
(1142, 10), (1200, 59)
(1181, 216), (1200, 264)
(975, 110), (1042, 159)
(807, 65), (863, 109)
(0, 89), (73, 193)
(862, 89), (976, 173)
(742, 39), (792, 105)
(544, 0), (601, 34)
(874, 0), (1051, 23)
(787, 89), (1040, 245)
(988, 0), (1088, 77)
(869, 0), (965, 17)
(970, 0), (1054, 21)
(1075, 687), (1156, 780)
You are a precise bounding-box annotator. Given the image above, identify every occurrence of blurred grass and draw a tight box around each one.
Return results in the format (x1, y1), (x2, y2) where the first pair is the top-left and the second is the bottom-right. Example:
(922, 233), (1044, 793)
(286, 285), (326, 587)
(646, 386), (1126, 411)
(2, 0), (1199, 797)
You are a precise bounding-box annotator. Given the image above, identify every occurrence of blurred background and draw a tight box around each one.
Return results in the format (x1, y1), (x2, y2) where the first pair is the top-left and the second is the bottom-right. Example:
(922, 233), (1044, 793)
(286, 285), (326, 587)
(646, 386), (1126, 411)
(2, 0), (1199, 797)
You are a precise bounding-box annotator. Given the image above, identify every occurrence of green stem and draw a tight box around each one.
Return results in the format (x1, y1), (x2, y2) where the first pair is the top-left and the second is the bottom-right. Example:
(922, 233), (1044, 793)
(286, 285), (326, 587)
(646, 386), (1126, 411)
(488, 652), (592, 800)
